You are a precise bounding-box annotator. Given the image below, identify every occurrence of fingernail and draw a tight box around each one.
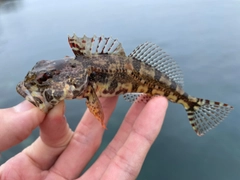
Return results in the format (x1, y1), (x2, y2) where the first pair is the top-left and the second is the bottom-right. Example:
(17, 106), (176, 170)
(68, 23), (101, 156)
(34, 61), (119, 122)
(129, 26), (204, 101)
(48, 101), (65, 117)
(14, 101), (35, 112)
(58, 101), (65, 115)
(62, 101), (65, 115)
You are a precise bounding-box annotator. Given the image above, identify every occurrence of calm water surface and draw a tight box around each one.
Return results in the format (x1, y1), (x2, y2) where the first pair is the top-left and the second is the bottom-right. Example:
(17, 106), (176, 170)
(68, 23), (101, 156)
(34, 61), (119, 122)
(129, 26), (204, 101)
(0, 0), (240, 179)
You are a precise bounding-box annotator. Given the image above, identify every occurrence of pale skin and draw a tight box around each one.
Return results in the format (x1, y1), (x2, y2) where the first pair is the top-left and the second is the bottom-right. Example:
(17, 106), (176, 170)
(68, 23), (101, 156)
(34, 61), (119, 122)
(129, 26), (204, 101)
(0, 96), (168, 180)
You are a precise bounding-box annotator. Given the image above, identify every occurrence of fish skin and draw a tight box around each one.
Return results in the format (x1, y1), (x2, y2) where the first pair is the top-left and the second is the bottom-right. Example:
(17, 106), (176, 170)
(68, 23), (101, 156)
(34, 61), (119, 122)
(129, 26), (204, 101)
(16, 34), (233, 136)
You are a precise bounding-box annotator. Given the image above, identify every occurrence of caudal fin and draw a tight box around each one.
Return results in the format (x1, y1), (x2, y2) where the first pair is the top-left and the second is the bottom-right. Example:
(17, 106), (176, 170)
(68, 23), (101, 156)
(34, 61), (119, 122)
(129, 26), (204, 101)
(186, 99), (233, 136)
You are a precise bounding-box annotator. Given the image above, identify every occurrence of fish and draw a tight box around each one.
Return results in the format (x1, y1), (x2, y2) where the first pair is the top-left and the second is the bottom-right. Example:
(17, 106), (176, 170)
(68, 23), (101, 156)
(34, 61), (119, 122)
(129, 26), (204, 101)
(16, 34), (233, 136)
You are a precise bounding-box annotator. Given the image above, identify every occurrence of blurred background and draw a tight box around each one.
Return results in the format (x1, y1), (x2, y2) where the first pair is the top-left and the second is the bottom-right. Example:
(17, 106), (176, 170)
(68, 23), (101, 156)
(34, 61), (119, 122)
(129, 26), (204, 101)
(0, 0), (239, 179)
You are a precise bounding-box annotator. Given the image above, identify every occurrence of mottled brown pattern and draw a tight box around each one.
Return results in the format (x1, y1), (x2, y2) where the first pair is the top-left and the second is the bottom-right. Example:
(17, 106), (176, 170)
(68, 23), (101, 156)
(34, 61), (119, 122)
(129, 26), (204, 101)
(17, 51), (195, 111)
(16, 34), (233, 136)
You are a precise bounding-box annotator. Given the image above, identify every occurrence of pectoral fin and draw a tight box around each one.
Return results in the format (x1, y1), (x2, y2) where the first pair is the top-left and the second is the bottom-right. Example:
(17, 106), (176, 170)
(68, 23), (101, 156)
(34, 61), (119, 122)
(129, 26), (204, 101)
(85, 85), (106, 129)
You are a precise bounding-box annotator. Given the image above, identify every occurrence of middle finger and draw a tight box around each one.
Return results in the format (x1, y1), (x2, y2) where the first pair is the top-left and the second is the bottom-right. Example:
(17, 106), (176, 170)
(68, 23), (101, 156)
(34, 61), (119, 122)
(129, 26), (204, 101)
(81, 99), (148, 179)
(49, 96), (118, 179)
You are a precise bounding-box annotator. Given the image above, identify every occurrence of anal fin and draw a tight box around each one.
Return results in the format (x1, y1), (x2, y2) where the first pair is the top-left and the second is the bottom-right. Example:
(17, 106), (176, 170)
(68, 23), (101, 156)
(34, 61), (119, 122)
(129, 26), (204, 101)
(84, 85), (106, 129)
(123, 93), (153, 103)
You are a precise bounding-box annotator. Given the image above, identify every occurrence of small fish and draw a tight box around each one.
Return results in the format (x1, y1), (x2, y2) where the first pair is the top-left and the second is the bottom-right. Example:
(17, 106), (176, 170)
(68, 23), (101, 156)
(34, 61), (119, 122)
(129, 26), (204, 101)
(16, 34), (233, 136)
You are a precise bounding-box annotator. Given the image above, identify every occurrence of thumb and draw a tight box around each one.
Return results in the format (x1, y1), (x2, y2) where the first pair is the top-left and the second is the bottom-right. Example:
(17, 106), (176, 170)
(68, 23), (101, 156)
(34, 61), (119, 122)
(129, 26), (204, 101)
(0, 101), (46, 151)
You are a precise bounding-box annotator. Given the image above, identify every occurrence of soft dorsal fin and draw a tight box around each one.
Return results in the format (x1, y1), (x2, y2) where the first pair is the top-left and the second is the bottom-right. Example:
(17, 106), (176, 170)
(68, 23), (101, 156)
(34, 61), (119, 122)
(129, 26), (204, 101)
(129, 42), (184, 87)
(68, 34), (126, 58)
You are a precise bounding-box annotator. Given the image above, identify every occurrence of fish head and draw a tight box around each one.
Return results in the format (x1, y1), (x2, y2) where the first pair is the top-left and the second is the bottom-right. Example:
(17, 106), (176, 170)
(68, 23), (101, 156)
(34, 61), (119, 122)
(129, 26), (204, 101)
(16, 57), (88, 112)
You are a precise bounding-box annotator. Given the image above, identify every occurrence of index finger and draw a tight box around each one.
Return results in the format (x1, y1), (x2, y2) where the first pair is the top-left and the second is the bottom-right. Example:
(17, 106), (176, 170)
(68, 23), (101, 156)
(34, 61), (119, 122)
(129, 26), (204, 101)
(101, 96), (168, 179)
(0, 101), (46, 151)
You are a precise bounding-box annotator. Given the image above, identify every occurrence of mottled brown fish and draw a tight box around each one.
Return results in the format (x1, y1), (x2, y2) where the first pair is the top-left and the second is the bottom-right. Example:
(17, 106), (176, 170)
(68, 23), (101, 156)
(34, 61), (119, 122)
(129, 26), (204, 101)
(16, 34), (233, 136)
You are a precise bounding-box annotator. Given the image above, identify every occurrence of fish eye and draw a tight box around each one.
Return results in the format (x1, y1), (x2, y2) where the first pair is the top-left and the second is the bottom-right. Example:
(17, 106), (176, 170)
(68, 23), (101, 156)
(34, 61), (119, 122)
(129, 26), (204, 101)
(37, 72), (53, 84)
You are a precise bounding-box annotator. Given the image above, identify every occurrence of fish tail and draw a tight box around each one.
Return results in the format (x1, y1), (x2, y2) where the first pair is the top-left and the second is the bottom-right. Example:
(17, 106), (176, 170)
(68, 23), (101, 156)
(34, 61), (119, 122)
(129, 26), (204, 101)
(185, 98), (233, 136)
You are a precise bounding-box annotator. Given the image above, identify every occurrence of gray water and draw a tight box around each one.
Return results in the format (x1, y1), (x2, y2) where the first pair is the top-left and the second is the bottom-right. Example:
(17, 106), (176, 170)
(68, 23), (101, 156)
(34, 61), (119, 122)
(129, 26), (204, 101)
(0, 0), (240, 179)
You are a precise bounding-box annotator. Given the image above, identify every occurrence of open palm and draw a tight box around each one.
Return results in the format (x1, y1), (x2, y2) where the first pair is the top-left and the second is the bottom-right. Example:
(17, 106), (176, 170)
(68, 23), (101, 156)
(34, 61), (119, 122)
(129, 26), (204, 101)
(0, 96), (168, 180)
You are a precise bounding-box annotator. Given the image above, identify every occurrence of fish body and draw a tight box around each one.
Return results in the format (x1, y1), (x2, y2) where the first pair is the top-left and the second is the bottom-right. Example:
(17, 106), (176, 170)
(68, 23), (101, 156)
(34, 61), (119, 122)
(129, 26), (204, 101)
(16, 34), (233, 136)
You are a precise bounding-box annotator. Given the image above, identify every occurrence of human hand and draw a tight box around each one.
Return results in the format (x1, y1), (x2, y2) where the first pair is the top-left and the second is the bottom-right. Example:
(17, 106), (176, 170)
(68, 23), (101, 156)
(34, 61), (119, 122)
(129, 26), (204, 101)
(0, 96), (168, 179)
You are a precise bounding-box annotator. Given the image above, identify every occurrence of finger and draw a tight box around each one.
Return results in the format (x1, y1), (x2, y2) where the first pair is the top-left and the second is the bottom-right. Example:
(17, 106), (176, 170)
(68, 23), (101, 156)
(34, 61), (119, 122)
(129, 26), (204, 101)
(101, 96), (168, 179)
(0, 101), (46, 151)
(81, 98), (148, 179)
(22, 101), (73, 170)
(47, 97), (118, 180)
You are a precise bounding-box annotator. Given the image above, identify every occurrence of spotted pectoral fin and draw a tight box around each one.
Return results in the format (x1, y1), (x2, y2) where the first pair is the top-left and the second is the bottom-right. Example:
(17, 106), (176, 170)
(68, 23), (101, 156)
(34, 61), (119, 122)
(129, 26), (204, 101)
(84, 85), (106, 129)
(123, 93), (153, 103)
(68, 34), (126, 58)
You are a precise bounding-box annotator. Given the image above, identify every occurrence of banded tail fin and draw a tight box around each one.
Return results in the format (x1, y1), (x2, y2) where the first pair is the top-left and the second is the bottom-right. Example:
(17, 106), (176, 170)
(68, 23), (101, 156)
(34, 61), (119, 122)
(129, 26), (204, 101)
(186, 99), (233, 136)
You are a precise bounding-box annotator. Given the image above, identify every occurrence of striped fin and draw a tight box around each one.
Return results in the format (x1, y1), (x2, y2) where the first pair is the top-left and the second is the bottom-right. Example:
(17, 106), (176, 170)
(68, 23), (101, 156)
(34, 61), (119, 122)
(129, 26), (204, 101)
(68, 34), (126, 57)
(129, 42), (184, 87)
(186, 99), (233, 136)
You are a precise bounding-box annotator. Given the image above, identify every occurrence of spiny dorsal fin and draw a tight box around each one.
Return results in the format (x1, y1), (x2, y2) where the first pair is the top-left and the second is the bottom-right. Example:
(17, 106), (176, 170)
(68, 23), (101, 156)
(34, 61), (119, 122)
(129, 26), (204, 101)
(68, 34), (126, 57)
(129, 42), (184, 87)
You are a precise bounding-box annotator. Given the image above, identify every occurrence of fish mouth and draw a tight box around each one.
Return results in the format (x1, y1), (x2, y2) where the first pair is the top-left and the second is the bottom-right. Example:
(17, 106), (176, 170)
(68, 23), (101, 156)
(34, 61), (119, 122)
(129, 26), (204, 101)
(16, 81), (53, 112)
(16, 81), (37, 107)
